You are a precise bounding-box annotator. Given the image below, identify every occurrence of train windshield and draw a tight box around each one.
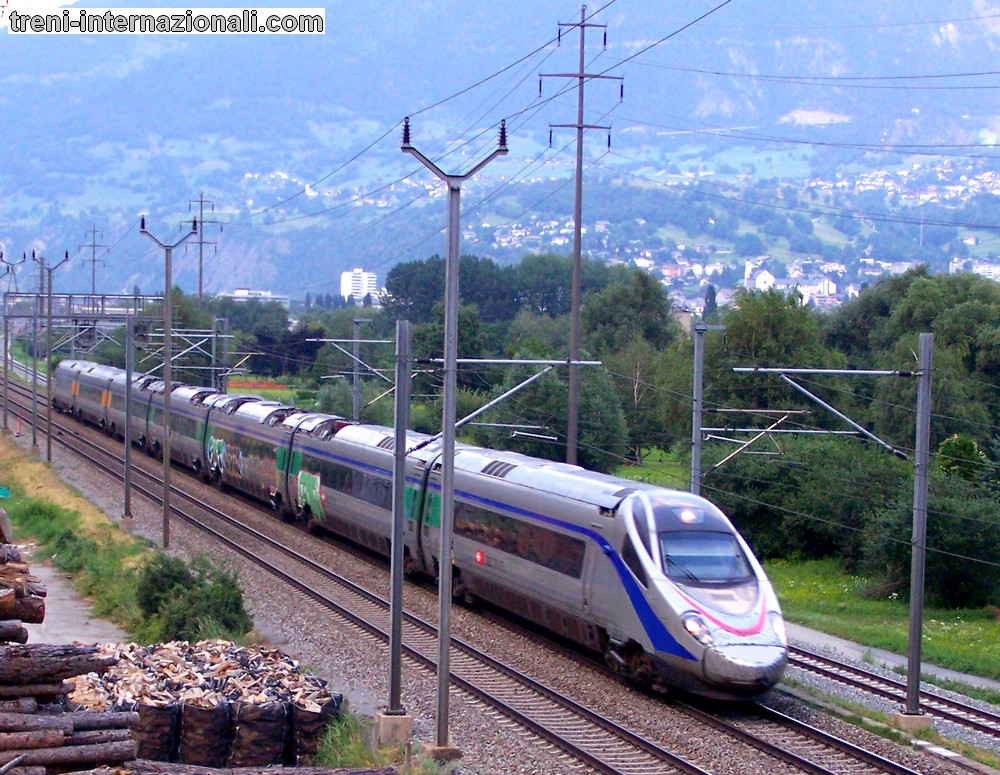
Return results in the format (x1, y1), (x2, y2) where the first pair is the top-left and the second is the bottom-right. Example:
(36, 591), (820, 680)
(659, 531), (753, 583)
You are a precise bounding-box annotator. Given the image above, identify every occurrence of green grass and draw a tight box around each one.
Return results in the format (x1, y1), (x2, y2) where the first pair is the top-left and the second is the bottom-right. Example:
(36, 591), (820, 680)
(615, 449), (688, 488)
(767, 558), (1000, 685)
(314, 713), (457, 774)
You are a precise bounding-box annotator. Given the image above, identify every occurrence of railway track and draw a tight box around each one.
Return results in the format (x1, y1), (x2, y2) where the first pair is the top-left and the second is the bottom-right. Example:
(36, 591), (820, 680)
(790, 645), (1000, 740)
(2, 379), (941, 774)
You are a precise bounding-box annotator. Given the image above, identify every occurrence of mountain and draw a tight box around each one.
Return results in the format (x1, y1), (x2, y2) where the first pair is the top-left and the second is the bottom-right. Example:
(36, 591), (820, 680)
(1, 0), (998, 299)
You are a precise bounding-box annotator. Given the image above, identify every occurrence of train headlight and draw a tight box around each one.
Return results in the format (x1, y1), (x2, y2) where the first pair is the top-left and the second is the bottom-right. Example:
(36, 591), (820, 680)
(682, 614), (714, 646)
(771, 615), (788, 646)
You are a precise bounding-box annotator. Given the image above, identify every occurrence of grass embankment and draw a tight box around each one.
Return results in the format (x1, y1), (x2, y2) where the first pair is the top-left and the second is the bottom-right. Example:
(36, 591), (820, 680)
(0, 435), (446, 773)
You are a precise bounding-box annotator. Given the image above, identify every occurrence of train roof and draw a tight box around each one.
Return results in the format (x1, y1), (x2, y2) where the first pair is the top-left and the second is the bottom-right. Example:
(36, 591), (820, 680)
(452, 445), (652, 510)
(61, 361), (122, 381)
(333, 423), (437, 455)
(201, 393), (262, 411)
(233, 400), (297, 425)
(171, 385), (219, 404)
(280, 412), (353, 437)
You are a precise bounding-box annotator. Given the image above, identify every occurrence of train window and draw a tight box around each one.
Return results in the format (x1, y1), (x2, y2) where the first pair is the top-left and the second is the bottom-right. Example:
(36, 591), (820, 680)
(659, 531), (753, 584)
(453, 501), (585, 579)
(631, 500), (653, 558)
(621, 537), (647, 587)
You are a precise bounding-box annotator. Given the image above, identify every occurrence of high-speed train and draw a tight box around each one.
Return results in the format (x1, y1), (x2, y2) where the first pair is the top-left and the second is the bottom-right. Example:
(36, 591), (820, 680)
(53, 358), (787, 698)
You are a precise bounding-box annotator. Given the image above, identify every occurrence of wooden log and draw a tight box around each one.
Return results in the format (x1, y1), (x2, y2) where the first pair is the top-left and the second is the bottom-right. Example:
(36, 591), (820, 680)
(0, 700), (37, 715)
(0, 591), (13, 618)
(0, 579), (46, 600)
(130, 763), (399, 775)
(0, 510), (11, 546)
(0, 740), (136, 767)
(0, 623), (27, 645)
(68, 729), (133, 747)
(4, 767), (45, 775)
(0, 713), (73, 734)
(0, 546), (21, 565)
(0, 645), (115, 684)
(72, 711), (139, 731)
(2, 598), (43, 626)
(0, 564), (30, 576)
(0, 683), (71, 699)
(0, 729), (67, 752)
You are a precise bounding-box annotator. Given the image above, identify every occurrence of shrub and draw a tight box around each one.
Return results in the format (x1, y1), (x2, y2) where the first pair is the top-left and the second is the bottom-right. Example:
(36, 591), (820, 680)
(137, 555), (194, 617)
(861, 472), (1000, 608)
(137, 555), (253, 642)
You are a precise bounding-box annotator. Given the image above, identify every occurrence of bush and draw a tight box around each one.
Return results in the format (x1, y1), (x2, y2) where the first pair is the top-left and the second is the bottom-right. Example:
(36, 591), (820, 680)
(137, 555), (194, 617)
(137, 555), (253, 642)
(708, 436), (909, 565)
(861, 472), (1000, 608)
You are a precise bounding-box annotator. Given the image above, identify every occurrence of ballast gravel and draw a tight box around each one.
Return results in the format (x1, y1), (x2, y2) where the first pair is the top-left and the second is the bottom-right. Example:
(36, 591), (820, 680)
(25, 425), (987, 775)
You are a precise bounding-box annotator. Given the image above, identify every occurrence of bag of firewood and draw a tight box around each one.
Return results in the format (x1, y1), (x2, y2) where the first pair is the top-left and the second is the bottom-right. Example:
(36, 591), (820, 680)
(227, 700), (290, 766)
(288, 694), (343, 764)
(130, 701), (180, 761)
(178, 700), (232, 767)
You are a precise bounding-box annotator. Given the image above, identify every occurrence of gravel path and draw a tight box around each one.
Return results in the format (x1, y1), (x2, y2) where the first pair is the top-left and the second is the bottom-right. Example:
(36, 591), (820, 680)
(18, 424), (990, 775)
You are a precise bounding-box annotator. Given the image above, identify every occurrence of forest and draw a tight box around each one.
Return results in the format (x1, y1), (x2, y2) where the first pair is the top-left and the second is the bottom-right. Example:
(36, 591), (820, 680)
(72, 254), (1000, 611)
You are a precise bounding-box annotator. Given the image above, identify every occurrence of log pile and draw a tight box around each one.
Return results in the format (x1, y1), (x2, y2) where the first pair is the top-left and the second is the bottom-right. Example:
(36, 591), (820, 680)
(0, 643), (136, 775)
(0, 509), (45, 646)
(69, 642), (344, 767)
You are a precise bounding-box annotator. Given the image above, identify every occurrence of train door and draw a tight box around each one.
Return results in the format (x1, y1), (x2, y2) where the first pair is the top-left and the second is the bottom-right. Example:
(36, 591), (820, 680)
(414, 455), (442, 576)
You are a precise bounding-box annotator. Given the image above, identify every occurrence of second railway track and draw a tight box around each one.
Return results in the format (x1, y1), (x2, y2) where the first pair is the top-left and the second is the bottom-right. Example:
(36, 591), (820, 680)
(3, 376), (973, 774)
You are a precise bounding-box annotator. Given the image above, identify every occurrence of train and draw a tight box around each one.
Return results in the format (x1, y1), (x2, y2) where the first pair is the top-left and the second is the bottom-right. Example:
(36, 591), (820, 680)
(52, 358), (788, 699)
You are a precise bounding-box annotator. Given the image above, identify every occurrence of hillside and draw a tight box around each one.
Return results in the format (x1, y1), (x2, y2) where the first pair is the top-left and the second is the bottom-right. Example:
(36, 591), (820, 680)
(2, 0), (998, 297)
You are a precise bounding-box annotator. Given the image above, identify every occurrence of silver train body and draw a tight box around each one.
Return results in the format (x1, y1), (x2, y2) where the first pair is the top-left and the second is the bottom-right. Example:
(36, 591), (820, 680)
(53, 359), (788, 699)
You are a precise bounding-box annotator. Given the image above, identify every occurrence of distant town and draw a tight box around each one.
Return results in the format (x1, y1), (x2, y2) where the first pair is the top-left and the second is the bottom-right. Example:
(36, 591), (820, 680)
(251, 155), (1000, 316)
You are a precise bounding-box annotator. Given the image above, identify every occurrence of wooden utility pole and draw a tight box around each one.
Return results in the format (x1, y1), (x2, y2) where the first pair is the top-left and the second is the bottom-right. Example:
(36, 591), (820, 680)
(541, 6), (621, 465)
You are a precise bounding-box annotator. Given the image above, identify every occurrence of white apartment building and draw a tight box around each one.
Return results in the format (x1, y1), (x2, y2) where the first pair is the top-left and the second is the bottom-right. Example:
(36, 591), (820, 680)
(340, 268), (378, 302)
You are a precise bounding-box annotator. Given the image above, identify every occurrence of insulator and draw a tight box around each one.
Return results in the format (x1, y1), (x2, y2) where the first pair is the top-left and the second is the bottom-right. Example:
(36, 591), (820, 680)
(192, 217), (198, 234)
(620, 83), (624, 102)
(401, 117), (411, 147)
(140, 216), (146, 231)
(499, 119), (508, 149)
(603, 31), (607, 48)
(538, 78), (542, 97)
(548, 129), (553, 147)
(557, 28), (561, 45)
(607, 132), (611, 150)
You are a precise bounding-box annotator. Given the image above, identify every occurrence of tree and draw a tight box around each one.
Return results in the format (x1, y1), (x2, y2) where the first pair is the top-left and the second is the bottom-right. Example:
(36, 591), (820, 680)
(582, 269), (678, 355)
(482, 358), (627, 474)
(706, 288), (842, 413)
(704, 284), (718, 319)
(861, 471), (1000, 608)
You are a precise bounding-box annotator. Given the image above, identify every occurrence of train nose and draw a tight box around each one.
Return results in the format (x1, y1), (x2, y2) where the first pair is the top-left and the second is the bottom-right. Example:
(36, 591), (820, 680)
(703, 644), (787, 693)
